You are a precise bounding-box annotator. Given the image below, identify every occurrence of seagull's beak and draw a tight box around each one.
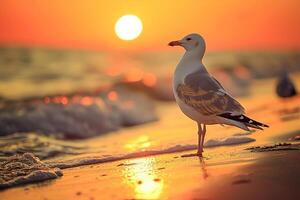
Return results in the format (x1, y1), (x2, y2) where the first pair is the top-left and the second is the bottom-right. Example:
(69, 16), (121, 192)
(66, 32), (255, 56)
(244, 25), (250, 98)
(168, 40), (182, 47)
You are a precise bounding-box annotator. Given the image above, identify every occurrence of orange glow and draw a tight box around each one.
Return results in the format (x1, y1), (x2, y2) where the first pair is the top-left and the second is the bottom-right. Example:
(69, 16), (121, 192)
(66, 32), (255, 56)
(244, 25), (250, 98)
(108, 91), (119, 101)
(60, 96), (68, 105)
(80, 96), (93, 106)
(105, 66), (124, 77)
(52, 97), (60, 104)
(143, 73), (157, 87)
(50, 96), (68, 105)
(0, 0), (299, 51)
(125, 67), (144, 82)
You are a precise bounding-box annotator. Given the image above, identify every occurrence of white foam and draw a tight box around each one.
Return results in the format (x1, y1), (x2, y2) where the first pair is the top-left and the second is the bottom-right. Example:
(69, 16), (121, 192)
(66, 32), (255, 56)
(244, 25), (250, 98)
(49, 144), (197, 169)
(0, 153), (62, 189)
(204, 136), (255, 147)
(49, 136), (255, 169)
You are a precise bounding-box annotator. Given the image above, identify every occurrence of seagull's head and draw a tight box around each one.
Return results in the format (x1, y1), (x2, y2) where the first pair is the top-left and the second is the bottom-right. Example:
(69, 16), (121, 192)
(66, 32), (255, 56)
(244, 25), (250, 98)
(168, 33), (206, 53)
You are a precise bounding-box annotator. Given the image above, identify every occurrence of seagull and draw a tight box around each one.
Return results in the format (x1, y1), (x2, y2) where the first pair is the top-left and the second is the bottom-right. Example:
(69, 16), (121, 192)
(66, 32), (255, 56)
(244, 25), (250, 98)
(169, 33), (269, 157)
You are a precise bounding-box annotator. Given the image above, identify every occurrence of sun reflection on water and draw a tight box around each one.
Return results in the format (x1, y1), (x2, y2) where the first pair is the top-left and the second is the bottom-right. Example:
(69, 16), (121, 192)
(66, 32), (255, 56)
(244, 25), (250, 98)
(122, 157), (164, 199)
(125, 135), (152, 151)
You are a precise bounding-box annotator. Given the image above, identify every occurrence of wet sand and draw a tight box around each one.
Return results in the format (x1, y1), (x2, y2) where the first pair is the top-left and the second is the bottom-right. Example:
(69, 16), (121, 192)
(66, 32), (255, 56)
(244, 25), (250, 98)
(1, 147), (299, 200)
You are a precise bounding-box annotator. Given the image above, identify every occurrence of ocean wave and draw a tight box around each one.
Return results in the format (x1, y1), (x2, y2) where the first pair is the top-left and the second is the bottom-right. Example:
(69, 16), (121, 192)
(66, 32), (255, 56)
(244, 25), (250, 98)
(0, 133), (87, 159)
(0, 87), (158, 139)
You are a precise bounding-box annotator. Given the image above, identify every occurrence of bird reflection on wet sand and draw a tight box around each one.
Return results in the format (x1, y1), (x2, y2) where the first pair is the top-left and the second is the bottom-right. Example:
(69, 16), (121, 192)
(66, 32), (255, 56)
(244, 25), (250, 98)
(198, 157), (209, 180)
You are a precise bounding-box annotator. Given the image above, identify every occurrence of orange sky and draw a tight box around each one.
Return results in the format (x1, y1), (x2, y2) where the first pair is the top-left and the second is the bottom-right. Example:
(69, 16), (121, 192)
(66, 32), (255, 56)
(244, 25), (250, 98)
(0, 0), (300, 52)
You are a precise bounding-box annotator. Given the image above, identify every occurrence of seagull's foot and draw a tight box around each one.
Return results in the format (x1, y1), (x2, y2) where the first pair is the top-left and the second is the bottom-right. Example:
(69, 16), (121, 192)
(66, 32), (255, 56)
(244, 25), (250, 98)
(181, 152), (203, 158)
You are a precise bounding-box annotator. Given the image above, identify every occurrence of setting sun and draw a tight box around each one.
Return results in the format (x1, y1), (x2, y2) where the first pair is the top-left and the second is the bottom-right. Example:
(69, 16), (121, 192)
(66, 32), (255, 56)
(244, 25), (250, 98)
(115, 15), (143, 41)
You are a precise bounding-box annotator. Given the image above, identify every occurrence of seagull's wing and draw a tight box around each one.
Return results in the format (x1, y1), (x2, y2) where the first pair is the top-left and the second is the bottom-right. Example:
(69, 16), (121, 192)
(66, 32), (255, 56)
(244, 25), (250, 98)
(176, 71), (245, 116)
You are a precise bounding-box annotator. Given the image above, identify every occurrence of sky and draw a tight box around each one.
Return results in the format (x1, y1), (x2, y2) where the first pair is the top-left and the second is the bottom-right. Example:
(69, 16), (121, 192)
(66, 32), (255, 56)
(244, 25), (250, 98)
(0, 0), (300, 52)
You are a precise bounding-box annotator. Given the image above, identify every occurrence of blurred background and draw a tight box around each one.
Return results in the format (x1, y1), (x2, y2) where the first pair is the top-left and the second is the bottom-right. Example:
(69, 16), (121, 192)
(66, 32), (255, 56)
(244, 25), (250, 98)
(0, 0), (299, 140)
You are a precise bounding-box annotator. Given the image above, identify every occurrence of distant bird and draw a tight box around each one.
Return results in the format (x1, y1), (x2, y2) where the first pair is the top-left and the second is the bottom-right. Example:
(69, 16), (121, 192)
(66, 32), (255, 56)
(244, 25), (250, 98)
(169, 33), (269, 157)
(276, 71), (297, 98)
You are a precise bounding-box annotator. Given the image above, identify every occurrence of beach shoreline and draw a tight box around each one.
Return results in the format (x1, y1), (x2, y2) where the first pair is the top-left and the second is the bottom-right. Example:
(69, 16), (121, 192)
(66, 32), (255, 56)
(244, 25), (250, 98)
(1, 145), (299, 200)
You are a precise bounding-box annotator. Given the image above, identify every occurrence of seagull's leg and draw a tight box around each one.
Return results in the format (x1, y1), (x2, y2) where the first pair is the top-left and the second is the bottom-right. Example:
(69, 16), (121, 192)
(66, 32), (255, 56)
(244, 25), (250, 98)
(201, 124), (206, 153)
(197, 123), (203, 156)
(181, 122), (203, 158)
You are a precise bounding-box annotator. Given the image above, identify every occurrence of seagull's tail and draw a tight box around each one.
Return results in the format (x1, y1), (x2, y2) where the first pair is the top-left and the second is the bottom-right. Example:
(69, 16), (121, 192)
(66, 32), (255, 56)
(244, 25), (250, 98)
(218, 113), (269, 131)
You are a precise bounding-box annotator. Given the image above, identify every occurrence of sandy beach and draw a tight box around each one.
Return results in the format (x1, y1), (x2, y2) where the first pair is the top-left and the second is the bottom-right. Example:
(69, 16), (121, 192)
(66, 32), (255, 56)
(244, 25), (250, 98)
(1, 139), (300, 200)
(1, 86), (299, 199)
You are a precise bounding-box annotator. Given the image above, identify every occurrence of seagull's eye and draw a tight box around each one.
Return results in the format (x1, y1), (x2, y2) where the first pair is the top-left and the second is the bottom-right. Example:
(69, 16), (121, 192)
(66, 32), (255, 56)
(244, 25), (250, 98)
(186, 38), (191, 41)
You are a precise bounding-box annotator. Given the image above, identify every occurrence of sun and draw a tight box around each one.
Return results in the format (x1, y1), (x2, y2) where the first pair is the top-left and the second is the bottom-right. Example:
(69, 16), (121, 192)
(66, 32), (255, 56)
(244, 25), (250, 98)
(115, 15), (143, 41)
